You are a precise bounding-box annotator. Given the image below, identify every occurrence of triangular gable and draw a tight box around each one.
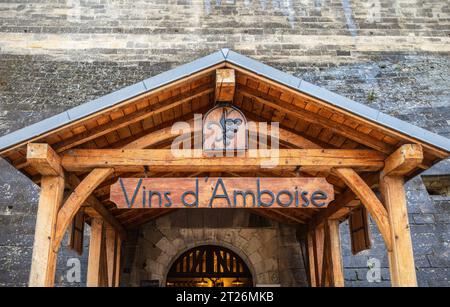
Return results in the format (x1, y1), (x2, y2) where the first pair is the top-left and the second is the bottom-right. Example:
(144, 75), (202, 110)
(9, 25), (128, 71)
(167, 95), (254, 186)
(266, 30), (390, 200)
(0, 49), (449, 167)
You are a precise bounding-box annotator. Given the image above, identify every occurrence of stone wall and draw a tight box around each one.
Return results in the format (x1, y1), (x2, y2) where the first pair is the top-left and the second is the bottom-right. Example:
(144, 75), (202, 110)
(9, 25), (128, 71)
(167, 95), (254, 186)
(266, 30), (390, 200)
(120, 210), (307, 287)
(0, 0), (449, 287)
(340, 168), (450, 287)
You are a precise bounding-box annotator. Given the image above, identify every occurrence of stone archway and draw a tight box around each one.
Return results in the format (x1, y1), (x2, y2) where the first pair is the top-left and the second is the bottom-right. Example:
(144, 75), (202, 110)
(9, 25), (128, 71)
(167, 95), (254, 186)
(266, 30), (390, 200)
(155, 235), (266, 286)
(125, 210), (285, 286)
(163, 242), (255, 287)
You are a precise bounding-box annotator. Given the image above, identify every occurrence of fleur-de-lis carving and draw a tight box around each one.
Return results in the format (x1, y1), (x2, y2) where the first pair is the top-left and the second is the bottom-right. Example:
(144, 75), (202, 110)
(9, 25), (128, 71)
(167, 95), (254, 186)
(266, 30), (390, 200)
(205, 107), (243, 148)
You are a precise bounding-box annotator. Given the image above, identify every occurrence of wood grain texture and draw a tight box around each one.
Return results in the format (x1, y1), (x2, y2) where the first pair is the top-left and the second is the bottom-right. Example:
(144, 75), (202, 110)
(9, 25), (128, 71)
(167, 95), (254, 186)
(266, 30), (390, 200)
(333, 167), (392, 251)
(61, 149), (385, 172)
(382, 144), (423, 177)
(105, 226), (117, 287)
(380, 175), (418, 287)
(28, 175), (65, 287)
(87, 218), (104, 287)
(238, 84), (394, 154)
(326, 219), (344, 287)
(215, 69), (235, 101)
(27, 143), (63, 177)
(53, 168), (114, 251)
(110, 177), (334, 209)
(349, 206), (371, 255)
(307, 229), (317, 287)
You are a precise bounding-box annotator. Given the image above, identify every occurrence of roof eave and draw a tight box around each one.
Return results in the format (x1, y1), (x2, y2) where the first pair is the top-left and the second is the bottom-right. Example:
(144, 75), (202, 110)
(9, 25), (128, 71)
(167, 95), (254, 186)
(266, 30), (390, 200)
(1, 48), (449, 157)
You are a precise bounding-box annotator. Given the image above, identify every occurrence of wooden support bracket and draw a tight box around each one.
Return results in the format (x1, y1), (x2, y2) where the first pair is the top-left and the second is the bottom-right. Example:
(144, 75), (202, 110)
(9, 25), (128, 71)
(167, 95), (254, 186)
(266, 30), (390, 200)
(27, 143), (64, 177)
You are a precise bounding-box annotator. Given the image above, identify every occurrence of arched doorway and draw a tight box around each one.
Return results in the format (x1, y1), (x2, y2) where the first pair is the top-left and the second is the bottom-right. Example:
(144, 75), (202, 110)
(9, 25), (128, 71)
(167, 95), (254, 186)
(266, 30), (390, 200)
(166, 245), (253, 287)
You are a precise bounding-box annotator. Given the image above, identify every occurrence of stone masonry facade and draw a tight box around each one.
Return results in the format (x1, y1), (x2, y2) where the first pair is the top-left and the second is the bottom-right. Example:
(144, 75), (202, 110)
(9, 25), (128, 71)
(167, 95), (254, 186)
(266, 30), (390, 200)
(121, 210), (307, 287)
(0, 0), (449, 286)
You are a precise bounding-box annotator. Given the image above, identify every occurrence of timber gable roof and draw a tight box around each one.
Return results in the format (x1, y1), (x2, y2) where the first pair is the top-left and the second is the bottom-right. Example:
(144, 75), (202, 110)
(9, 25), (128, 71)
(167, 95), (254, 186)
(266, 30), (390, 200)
(0, 49), (449, 180)
(1, 49), (450, 155)
(1, 49), (449, 228)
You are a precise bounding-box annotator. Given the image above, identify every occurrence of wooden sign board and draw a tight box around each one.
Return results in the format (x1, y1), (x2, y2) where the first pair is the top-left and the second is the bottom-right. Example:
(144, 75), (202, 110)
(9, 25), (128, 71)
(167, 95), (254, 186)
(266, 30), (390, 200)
(110, 177), (334, 209)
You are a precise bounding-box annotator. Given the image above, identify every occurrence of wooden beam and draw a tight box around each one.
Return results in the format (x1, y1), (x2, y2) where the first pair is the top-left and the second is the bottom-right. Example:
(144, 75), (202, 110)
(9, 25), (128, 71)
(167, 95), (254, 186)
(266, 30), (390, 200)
(248, 209), (296, 225)
(99, 235), (109, 287)
(51, 119), (199, 252)
(311, 173), (379, 225)
(238, 85), (394, 154)
(215, 69), (235, 101)
(326, 219), (344, 287)
(382, 144), (423, 177)
(333, 168), (392, 251)
(27, 143), (63, 177)
(87, 218), (104, 287)
(53, 168), (114, 252)
(125, 209), (175, 229)
(28, 175), (65, 287)
(267, 209), (307, 223)
(380, 175), (417, 287)
(67, 174), (126, 239)
(60, 149), (385, 172)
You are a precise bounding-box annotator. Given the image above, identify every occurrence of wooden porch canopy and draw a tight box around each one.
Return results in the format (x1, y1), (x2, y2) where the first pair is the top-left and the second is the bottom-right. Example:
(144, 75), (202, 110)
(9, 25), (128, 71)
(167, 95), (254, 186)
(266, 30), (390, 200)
(0, 49), (449, 287)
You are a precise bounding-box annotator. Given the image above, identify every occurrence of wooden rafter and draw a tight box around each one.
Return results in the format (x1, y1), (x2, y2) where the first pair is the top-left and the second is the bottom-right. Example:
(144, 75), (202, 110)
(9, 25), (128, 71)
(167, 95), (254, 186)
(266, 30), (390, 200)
(53, 85), (214, 153)
(229, 64), (449, 159)
(237, 85), (394, 154)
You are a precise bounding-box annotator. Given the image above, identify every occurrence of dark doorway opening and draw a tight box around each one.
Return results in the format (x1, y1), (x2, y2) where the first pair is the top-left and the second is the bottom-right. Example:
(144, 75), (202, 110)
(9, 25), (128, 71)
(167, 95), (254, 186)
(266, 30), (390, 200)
(166, 245), (253, 287)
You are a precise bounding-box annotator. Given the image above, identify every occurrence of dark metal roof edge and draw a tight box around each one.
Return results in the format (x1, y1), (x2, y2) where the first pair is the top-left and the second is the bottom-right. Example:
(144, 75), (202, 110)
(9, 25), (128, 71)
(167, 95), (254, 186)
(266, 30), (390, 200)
(225, 50), (450, 153)
(298, 80), (450, 152)
(0, 50), (226, 153)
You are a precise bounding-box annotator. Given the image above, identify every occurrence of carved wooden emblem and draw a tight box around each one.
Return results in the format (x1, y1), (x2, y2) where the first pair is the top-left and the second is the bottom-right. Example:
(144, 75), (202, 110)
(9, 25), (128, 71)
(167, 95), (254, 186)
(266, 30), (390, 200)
(203, 104), (247, 152)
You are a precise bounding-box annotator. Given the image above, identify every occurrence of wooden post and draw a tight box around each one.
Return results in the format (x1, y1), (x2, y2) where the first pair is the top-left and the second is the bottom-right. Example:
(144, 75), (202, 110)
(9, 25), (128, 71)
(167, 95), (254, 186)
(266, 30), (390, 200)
(380, 176), (418, 287)
(313, 223), (324, 286)
(28, 176), (65, 287)
(321, 227), (331, 287)
(306, 229), (317, 287)
(87, 218), (104, 287)
(105, 226), (117, 287)
(114, 236), (122, 287)
(99, 235), (109, 287)
(27, 143), (65, 287)
(325, 219), (345, 287)
(379, 144), (422, 287)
